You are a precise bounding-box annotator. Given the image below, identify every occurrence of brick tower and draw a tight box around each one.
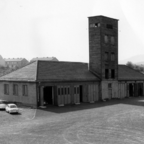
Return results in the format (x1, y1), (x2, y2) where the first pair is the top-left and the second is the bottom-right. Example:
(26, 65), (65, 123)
(88, 15), (119, 99)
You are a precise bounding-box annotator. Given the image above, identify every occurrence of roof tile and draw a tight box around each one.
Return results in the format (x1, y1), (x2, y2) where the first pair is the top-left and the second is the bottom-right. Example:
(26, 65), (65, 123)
(118, 65), (144, 80)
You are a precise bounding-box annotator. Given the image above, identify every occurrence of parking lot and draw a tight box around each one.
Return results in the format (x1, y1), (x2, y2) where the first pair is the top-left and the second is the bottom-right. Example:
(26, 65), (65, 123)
(0, 97), (144, 144)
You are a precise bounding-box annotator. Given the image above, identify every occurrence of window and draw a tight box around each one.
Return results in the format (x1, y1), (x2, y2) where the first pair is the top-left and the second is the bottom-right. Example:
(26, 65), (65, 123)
(67, 87), (70, 95)
(90, 23), (100, 28)
(111, 36), (115, 45)
(58, 87), (61, 95)
(65, 87), (67, 95)
(4, 84), (9, 95)
(13, 84), (18, 96)
(108, 83), (112, 88)
(61, 87), (63, 95)
(106, 24), (113, 29)
(105, 69), (109, 79)
(57, 86), (70, 95)
(104, 35), (108, 43)
(74, 87), (76, 94)
(111, 53), (115, 61)
(77, 87), (79, 94)
(111, 69), (115, 79)
(105, 52), (108, 61)
(22, 85), (28, 96)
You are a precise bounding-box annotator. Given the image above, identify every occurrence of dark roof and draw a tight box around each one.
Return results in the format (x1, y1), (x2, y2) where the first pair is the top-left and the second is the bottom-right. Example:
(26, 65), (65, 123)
(37, 61), (99, 81)
(0, 62), (37, 81)
(88, 15), (118, 21)
(0, 61), (99, 82)
(1, 62), (144, 82)
(118, 65), (144, 80)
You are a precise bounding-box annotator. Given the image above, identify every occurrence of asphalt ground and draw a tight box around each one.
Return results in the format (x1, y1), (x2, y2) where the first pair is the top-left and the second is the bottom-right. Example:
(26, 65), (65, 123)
(0, 97), (144, 144)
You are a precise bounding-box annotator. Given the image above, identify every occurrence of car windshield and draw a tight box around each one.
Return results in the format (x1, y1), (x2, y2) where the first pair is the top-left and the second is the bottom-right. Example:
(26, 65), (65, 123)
(10, 105), (17, 108)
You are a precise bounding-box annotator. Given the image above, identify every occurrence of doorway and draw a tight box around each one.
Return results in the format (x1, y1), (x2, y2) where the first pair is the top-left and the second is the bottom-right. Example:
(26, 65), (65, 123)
(129, 83), (134, 97)
(43, 86), (53, 105)
(138, 83), (143, 96)
(108, 83), (112, 99)
(80, 85), (83, 102)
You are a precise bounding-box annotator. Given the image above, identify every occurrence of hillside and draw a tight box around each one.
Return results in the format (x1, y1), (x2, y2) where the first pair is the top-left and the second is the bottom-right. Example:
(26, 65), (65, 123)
(119, 54), (144, 64)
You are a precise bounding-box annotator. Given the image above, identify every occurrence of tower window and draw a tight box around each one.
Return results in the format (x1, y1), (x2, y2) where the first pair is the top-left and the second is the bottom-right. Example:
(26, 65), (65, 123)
(111, 53), (115, 61)
(105, 52), (108, 61)
(111, 36), (115, 45)
(111, 69), (115, 79)
(108, 83), (112, 88)
(106, 24), (113, 29)
(105, 69), (109, 79)
(104, 35), (109, 43)
(90, 23), (100, 28)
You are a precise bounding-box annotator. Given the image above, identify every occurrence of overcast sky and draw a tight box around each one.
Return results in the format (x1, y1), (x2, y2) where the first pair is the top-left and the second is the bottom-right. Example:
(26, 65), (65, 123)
(0, 0), (144, 63)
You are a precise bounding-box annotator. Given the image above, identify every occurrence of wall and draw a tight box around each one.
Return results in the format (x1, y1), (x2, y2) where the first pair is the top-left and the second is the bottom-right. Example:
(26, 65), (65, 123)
(39, 81), (100, 106)
(118, 82), (127, 98)
(21, 59), (29, 67)
(0, 81), (37, 107)
(0, 55), (5, 67)
(89, 16), (102, 76)
(101, 80), (118, 99)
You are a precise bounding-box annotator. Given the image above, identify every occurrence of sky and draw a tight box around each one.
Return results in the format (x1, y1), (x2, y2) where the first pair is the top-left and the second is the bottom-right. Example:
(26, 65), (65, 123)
(0, 0), (144, 63)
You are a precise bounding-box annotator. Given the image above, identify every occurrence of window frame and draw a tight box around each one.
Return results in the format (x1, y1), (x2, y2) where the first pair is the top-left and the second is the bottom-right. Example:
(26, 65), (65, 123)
(22, 85), (28, 96)
(111, 52), (115, 61)
(4, 84), (9, 95)
(111, 36), (115, 45)
(13, 84), (18, 96)
(111, 69), (115, 79)
(105, 52), (109, 61)
(104, 35), (109, 44)
(106, 24), (113, 29)
(105, 69), (109, 79)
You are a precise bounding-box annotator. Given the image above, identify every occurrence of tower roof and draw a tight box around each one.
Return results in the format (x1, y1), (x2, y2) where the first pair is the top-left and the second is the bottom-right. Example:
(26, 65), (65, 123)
(88, 15), (119, 21)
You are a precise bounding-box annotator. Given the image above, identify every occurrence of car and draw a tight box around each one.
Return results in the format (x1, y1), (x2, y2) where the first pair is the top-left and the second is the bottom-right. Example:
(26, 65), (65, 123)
(0, 100), (8, 110)
(5, 104), (19, 114)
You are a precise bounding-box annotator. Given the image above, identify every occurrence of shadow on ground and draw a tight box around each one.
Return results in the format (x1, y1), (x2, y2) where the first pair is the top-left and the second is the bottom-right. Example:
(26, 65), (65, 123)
(38, 97), (144, 114)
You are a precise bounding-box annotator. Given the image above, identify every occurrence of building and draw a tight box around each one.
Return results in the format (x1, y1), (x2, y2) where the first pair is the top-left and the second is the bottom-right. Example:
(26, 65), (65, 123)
(0, 15), (144, 108)
(30, 57), (58, 62)
(0, 55), (5, 67)
(4, 58), (29, 69)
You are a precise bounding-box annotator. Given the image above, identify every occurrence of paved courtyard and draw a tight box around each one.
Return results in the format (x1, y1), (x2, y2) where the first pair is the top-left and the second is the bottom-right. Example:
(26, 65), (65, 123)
(0, 97), (144, 144)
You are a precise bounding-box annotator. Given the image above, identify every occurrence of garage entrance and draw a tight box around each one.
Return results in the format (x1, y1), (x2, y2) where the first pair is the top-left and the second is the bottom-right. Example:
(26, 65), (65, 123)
(80, 85), (83, 102)
(43, 86), (53, 105)
(138, 83), (143, 96)
(129, 83), (134, 97)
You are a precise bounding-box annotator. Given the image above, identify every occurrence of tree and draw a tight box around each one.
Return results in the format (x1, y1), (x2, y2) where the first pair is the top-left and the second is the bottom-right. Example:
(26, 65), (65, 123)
(126, 61), (144, 73)
(126, 61), (134, 69)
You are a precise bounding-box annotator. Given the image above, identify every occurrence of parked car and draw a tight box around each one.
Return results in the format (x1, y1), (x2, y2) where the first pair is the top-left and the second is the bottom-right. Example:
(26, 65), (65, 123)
(0, 100), (8, 110)
(5, 104), (19, 114)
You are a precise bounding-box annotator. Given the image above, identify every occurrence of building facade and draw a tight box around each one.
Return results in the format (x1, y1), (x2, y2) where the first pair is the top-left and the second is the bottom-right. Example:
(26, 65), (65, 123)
(4, 58), (29, 69)
(0, 55), (5, 67)
(0, 15), (144, 108)
(30, 57), (58, 63)
(89, 16), (119, 100)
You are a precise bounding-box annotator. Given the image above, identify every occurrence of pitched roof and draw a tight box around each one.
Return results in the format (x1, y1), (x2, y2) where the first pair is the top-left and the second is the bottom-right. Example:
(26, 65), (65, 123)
(118, 65), (144, 80)
(30, 57), (58, 62)
(37, 61), (99, 81)
(0, 62), (37, 81)
(1, 62), (144, 82)
(0, 61), (99, 82)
